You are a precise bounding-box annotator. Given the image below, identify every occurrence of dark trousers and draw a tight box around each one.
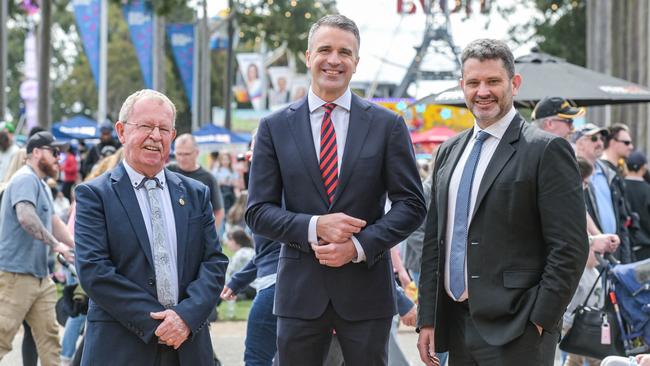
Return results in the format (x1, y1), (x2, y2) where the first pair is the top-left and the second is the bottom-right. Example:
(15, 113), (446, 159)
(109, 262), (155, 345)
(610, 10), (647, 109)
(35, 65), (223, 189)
(276, 302), (392, 366)
(154, 343), (180, 366)
(447, 299), (558, 366)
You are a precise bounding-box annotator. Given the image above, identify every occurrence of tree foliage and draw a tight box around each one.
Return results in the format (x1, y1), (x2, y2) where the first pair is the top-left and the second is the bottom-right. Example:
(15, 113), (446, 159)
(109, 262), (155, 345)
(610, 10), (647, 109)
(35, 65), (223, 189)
(235, 0), (337, 54)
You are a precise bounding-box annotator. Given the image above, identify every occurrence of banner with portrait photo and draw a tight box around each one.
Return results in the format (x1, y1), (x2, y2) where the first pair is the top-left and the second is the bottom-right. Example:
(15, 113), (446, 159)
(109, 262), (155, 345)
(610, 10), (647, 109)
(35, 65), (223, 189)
(236, 53), (265, 110)
(267, 67), (293, 109)
(290, 74), (310, 103)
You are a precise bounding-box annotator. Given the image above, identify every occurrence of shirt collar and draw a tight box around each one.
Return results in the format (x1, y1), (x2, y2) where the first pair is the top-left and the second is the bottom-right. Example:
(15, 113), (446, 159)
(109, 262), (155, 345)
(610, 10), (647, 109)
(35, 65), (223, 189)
(122, 161), (166, 190)
(471, 106), (516, 141)
(308, 87), (352, 113)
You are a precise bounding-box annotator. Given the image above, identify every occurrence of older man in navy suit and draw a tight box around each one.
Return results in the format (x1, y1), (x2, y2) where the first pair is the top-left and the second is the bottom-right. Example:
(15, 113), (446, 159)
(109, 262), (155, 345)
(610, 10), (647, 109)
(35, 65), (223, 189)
(246, 14), (426, 366)
(74, 89), (228, 365)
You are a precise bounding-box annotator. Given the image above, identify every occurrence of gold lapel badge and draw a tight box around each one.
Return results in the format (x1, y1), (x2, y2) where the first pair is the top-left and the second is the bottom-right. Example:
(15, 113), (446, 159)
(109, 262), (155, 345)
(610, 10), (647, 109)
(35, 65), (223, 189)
(179, 198), (185, 206)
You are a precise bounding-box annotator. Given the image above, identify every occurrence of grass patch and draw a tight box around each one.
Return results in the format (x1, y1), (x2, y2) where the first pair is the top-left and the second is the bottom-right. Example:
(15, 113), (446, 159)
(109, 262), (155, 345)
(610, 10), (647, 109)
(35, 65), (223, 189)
(217, 299), (252, 321)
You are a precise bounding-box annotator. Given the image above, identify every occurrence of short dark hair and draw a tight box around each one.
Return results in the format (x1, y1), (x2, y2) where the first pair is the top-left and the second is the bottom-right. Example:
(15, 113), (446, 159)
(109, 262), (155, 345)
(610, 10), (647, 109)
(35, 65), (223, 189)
(227, 227), (253, 248)
(604, 123), (630, 148)
(461, 39), (515, 79)
(308, 14), (360, 55)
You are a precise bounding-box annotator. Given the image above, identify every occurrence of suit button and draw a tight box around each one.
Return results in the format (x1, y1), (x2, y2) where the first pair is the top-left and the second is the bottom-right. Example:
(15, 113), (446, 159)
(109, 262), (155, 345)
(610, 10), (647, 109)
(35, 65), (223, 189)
(148, 278), (155, 286)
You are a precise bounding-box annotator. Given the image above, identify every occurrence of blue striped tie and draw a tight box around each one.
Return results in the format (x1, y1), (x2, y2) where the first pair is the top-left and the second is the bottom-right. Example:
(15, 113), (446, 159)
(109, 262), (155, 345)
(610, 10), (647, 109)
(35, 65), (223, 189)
(449, 130), (490, 299)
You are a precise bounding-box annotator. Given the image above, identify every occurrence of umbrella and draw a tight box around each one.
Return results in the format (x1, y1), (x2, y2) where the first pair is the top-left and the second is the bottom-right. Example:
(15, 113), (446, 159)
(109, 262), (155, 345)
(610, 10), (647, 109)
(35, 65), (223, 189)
(192, 124), (249, 145)
(416, 50), (650, 108)
(52, 115), (99, 140)
(411, 126), (457, 144)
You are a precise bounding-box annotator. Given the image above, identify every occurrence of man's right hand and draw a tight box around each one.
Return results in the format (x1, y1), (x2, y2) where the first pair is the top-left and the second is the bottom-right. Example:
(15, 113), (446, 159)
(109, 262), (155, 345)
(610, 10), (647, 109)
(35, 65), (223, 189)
(417, 326), (440, 366)
(316, 213), (366, 244)
(591, 233), (620, 254)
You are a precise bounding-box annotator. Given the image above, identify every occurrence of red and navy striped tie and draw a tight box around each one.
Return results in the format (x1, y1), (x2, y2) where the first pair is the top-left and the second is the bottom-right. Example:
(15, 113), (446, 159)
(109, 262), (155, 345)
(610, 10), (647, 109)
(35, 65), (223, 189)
(319, 103), (338, 204)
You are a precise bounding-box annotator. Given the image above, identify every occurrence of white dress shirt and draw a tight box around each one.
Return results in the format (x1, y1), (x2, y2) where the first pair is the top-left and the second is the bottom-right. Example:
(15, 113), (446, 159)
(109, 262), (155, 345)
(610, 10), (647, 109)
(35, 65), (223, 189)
(122, 161), (179, 303)
(305, 88), (365, 262)
(444, 107), (516, 301)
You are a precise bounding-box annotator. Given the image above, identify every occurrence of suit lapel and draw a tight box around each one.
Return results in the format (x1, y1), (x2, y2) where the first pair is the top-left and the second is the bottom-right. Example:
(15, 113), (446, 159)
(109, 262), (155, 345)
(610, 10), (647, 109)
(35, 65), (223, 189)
(437, 131), (472, 233)
(165, 170), (188, 281)
(287, 98), (330, 207)
(471, 114), (522, 218)
(111, 164), (154, 268)
(333, 94), (371, 206)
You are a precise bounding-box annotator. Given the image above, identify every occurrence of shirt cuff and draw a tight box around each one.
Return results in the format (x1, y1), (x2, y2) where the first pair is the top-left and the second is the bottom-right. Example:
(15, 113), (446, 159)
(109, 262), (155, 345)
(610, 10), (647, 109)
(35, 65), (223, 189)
(351, 236), (366, 263)
(308, 216), (320, 245)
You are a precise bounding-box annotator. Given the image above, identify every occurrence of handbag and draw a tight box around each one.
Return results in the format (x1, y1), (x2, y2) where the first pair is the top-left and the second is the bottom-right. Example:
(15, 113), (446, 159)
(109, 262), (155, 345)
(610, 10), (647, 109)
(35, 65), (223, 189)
(559, 267), (625, 359)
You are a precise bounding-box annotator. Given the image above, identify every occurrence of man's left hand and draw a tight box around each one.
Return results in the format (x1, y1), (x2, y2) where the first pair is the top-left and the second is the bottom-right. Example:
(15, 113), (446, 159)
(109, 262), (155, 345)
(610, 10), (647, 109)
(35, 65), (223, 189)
(151, 309), (190, 349)
(311, 240), (357, 267)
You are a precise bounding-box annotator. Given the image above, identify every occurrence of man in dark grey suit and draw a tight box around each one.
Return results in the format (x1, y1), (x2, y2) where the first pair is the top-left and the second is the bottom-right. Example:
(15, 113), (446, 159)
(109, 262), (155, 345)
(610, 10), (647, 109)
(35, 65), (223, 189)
(416, 39), (588, 366)
(246, 14), (426, 366)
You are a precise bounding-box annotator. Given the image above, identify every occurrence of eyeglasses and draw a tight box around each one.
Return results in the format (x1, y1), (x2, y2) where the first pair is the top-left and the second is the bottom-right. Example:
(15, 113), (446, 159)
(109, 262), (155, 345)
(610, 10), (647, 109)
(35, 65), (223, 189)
(39, 146), (60, 158)
(125, 122), (174, 136)
(614, 138), (632, 146)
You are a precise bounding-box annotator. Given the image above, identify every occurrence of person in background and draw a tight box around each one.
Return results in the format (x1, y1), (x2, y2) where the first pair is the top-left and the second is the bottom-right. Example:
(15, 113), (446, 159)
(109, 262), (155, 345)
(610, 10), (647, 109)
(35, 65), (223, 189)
(60, 145), (78, 201)
(625, 151), (650, 260)
(214, 151), (240, 214)
(0, 121), (19, 182)
(0, 132), (75, 366)
(224, 227), (255, 286)
(81, 121), (120, 178)
(167, 134), (225, 229)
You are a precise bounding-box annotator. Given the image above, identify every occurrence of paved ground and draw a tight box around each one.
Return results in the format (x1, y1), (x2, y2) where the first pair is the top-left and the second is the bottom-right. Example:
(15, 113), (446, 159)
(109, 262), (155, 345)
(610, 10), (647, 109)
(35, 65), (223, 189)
(1, 321), (563, 365)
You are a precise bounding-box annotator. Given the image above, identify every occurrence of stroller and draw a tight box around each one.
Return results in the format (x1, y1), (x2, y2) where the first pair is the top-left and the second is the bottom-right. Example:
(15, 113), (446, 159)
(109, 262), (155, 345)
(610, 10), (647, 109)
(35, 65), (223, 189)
(609, 256), (650, 356)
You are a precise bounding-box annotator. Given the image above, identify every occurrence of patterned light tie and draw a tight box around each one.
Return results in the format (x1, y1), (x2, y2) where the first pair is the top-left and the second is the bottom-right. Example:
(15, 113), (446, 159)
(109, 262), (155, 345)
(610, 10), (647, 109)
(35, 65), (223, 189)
(449, 130), (490, 299)
(143, 178), (176, 308)
(319, 103), (338, 204)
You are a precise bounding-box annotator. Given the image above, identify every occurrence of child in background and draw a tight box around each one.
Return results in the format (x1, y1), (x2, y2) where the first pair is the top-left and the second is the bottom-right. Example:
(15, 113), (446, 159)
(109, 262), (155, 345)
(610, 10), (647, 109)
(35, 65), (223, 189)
(225, 227), (255, 285)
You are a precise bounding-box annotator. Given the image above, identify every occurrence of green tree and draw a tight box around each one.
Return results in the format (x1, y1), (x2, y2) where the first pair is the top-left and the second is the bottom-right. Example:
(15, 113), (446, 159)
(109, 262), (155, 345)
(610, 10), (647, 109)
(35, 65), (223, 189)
(507, 0), (586, 66)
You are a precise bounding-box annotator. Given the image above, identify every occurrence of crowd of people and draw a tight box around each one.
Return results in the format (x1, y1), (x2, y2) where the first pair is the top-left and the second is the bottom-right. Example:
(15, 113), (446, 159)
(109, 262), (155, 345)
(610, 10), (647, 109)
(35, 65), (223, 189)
(1, 12), (650, 366)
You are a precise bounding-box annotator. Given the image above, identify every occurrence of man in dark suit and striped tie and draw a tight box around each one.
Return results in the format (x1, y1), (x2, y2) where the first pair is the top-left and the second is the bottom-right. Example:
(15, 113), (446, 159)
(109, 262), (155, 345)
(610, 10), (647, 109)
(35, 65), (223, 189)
(245, 14), (426, 366)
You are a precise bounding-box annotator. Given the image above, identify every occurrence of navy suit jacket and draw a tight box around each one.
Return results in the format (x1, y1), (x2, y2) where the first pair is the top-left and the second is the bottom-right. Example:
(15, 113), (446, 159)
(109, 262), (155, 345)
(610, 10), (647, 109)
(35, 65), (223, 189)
(74, 163), (228, 366)
(245, 93), (426, 321)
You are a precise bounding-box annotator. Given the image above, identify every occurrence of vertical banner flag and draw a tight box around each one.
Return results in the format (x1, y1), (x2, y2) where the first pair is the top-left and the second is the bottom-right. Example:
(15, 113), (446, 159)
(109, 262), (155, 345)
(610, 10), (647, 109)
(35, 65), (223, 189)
(72, 0), (100, 87)
(166, 24), (195, 106)
(122, 0), (153, 89)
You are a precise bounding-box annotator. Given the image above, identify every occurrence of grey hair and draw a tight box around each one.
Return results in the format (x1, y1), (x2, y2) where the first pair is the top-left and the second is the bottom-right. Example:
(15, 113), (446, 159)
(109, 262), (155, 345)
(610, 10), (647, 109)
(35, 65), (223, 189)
(175, 133), (199, 149)
(461, 39), (515, 79)
(118, 89), (177, 126)
(307, 14), (360, 55)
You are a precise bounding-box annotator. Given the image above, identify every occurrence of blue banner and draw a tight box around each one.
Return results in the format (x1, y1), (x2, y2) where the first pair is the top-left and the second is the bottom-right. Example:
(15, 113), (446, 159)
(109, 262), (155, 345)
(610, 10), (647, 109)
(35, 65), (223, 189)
(167, 24), (195, 106)
(72, 0), (100, 87)
(122, 0), (153, 89)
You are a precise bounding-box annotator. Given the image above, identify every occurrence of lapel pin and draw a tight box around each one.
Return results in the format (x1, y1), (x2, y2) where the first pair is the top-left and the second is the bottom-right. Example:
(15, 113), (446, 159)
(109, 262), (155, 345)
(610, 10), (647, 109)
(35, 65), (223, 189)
(179, 198), (185, 206)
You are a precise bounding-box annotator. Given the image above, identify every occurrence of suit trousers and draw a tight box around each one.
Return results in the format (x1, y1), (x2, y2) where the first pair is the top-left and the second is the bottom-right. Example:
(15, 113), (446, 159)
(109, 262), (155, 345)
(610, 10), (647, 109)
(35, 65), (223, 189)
(447, 298), (558, 366)
(154, 344), (179, 366)
(276, 302), (392, 366)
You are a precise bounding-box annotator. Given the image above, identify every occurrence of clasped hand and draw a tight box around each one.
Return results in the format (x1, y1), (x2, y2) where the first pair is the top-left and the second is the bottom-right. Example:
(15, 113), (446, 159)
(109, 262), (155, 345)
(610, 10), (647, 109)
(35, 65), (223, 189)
(150, 309), (190, 349)
(313, 213), (366, 267)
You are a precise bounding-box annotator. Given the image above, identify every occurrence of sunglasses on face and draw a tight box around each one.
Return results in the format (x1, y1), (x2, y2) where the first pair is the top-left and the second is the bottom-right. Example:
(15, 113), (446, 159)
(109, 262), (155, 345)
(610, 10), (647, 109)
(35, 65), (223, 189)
(589, 134), (604, 142)
(614, 138), (632, 146)
(40, 146), (60, 158)
(554, 118), (574, 126)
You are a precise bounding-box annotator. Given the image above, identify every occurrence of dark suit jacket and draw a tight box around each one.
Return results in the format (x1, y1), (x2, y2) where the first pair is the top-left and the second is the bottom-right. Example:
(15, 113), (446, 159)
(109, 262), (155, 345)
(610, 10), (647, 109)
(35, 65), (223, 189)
(74, 164), (229, 365)
(245, 94), (426, 321)
(417, 114), (588, 350)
